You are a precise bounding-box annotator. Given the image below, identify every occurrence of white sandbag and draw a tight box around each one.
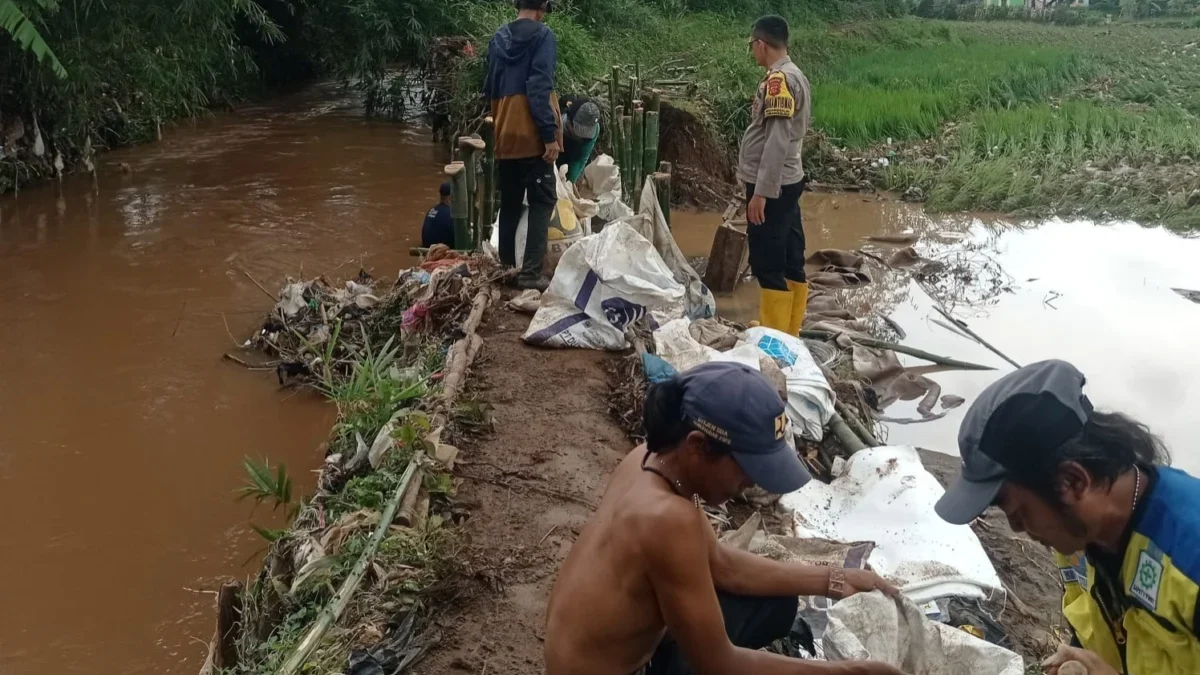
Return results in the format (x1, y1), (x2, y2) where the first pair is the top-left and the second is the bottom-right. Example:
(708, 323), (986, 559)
(739, 327), (834, 441)
(653, 318), (720, 373)
(824, 592), (1023, 675)
(523, 221), (685, 350)
(579, 154), (631, 225)
(780, 447), (1003, 604)
(487, 164), (597, 274)
(634, 177), (717, 321)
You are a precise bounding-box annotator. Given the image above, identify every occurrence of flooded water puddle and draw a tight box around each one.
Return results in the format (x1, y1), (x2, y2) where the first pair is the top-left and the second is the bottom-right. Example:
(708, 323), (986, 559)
(674, 195), (1200, 474)
(0, 85), (445, 675)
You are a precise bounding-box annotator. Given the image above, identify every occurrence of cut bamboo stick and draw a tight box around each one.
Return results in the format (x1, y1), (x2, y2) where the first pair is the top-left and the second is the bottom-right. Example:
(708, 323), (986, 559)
(480, 118), (496, 234)
(653, 171), (672, 229)
(277, 455), (422, 675)
(458, 137), (485, 249)
(444, 162), (470, 251)
(631, 106), (645, 202)
(799, 330), (996, 372)
(620, 115), (633, 203)
(642, 110), (660, 185)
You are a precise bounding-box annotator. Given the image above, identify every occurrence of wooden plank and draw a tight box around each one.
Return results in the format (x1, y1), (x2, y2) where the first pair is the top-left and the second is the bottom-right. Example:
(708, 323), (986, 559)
(703, 222), (748, 294)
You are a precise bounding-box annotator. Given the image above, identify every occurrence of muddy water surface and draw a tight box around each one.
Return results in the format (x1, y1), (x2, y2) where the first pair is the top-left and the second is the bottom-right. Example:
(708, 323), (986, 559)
(673, 195), (1200, 474)
(0, 86), (443, 675)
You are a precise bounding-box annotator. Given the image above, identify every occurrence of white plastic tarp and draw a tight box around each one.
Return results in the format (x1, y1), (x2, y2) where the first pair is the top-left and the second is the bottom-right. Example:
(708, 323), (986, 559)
(579, 154), (632, 225)
(739, 327), (835, 441)
(824, 592), (1023, 675)
(633, 176), (716, 321)
(780, 446), (1002, 604)
(523, 221), (686, 350)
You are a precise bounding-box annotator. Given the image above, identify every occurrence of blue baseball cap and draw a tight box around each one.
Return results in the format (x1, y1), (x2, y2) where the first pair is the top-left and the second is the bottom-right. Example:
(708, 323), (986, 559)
(678, 362), (812, 495)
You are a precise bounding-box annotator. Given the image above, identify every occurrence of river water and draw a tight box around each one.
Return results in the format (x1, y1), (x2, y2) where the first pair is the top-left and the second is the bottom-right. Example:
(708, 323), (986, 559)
(2, 87), (1199, 675)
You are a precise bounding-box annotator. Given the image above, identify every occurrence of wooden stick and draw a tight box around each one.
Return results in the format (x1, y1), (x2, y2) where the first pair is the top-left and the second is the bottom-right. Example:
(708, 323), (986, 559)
(631, 106), (644, 202)
(277, 455), (422, 675)
(480, 118), (496, 234)
(642, 111), (660, 184)
(620, 114), (633, 203)
(459, 137), (486, 249)
(799, 330), (996, 372)
(655, 163), (672, 229)
(394, 467), (425, 527)
(932, 306), (1021, 370)
(241, 269), (277, 302)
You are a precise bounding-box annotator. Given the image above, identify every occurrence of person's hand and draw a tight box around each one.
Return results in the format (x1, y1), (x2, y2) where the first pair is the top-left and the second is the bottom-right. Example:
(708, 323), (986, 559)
(747, 194), (767, 225)
(842, 569), (900, 599)
(543, 141), (561, 163)
(1042, 643), (1119, 675)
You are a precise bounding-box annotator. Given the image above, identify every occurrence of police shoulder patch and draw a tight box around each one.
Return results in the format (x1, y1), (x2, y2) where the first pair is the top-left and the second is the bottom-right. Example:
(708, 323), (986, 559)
(763, 71), (795, 119)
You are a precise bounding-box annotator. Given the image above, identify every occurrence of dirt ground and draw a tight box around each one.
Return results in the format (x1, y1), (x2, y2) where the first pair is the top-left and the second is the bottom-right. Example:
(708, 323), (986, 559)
(417, 305), (630, 675)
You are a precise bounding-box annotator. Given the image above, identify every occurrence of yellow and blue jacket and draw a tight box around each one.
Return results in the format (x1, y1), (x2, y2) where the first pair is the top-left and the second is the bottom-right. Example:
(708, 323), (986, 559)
(484, 18), (562, 161)
(1056, 466), (1200, 673)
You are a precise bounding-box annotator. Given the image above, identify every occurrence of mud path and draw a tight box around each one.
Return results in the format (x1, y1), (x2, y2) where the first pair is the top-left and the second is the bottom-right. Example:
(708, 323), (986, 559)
(417, 304), (629, 674)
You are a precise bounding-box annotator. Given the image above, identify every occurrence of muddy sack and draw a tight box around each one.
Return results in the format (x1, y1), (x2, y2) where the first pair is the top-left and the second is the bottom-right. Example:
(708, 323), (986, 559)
(823, 592), (1023, 675)
(488, 164), (598, 275)
(523, 221), (685, 350)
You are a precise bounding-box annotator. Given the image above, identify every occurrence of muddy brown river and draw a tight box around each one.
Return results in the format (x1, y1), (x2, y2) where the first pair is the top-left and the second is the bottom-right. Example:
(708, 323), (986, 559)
(2, 86), (1199, 675)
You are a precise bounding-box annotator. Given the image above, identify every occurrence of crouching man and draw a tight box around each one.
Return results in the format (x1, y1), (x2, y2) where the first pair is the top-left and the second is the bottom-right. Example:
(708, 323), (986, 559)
(936, 360), (1200, 675)
(545, 362), (905, 675)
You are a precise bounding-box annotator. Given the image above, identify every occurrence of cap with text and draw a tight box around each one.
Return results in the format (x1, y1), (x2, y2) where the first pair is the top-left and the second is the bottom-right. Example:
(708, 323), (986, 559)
(678, 361), (811, 495)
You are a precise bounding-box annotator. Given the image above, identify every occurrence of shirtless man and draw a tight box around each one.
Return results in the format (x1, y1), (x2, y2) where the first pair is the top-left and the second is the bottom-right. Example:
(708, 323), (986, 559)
(546, 362), (904, 675)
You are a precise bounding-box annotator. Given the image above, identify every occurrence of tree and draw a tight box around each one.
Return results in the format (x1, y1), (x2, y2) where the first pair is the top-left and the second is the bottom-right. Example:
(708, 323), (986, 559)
(0, 0), (67, 78)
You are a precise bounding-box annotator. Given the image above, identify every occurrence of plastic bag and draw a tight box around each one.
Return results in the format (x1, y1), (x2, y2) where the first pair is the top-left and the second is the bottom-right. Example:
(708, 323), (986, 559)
(634, 176), (716, 321)
(523, 221), (685, 350)
(579, 154), (632, 227)
(738, 327), (834, 441)
(780, 446), (1003, 603)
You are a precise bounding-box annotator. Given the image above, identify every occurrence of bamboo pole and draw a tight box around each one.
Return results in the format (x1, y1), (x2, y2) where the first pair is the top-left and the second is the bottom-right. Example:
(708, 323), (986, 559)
(932, 305), (1021, 370)
(278, 455), (422, 675)
(834, 400), (882, 448)
(445, 162), (471, 251)
(828, 412), (867, 455)
(631, 106), (645, 203)
(620, 114), (633, 203)
(642, 110), (660, 183)
(653, 168), (672, 229)
(480, 117), (496, 234)
(610, 66), (621, 125)
(459, 137), (486, 250)
(799, 330), (995, 371)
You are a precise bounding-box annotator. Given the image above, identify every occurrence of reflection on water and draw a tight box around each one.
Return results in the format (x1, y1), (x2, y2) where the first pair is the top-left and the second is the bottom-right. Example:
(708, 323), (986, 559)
(674, 196), (1200, 475)
(0, 84), (445, 675)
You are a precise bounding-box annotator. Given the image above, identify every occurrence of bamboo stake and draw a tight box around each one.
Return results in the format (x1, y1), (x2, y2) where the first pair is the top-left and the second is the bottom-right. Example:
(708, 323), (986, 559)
(445, 162), (470, 251)
(277, 455), (422, 675)
(609, 66), (621, 125)
(799, 330), (996, 371)
(480, 117), (496, 234)
(631, 106), (644, 202)
(642, 110), (660, 184)
(459, 137), (486, 250)
(653, 168), (672, 229)
(620, 114), (633, 203)
(828, 412), (867, 455)
(932, 305), (1021, 370)
(834, 400), (882, 448)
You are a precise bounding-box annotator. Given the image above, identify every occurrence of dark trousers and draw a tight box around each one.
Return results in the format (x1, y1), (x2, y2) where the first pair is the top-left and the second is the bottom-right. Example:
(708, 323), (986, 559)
(745, 181), (807, 292)
(498, 157), (557, 280)
(641, 592), (798, 675)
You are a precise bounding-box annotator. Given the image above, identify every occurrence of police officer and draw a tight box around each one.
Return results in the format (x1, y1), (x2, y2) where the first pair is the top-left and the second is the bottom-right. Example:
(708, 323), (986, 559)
(737, 15), (812, 335)
(935, 360), (1200, 675)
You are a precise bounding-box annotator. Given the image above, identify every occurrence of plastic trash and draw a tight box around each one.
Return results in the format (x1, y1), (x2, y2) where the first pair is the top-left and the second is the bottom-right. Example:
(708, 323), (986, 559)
(780, 447), (1003, 604)
(824, 592), (1023, 675)
(641, 353), (677, 384)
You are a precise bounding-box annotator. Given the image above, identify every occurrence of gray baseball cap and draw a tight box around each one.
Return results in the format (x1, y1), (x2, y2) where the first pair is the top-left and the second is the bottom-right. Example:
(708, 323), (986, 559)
(935, 360), (1094, 525)
(569, 101), (600, 140)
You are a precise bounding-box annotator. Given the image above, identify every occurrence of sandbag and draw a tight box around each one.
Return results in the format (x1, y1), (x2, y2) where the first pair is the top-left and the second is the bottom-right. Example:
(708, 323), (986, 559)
(780, 446), (1002, 603)
(578, 154), (631, 226)
(634, 176), (716, 321)
(738, 327), (835, 441)
(824, 592), (1023, 675)
(488, 164), (598, 275)
(523, 221), (685, 350)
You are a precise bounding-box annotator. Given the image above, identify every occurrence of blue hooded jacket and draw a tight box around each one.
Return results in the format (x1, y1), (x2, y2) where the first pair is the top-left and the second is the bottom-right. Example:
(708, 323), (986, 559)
(485, 19), (562, 160)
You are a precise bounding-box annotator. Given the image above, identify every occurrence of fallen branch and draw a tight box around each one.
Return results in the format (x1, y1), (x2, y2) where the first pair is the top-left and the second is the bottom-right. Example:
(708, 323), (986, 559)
(456, 470), (599, 510)
(241, 269), (277, 302)
(932, 306), (1021, 370)
(277, 454), (423, 675)
(799, 330), (995, 372)
(222, 352), (279, 371)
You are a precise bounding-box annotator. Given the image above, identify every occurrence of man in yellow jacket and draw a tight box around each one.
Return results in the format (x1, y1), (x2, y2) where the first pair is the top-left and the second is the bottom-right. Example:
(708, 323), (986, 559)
(737, 15), (812, 335)
(935, 360), (1200, 674)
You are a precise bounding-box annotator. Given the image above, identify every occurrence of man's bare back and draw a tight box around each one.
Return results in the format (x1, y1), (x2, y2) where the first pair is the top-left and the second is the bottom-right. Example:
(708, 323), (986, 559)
(545, 446), (683, 675)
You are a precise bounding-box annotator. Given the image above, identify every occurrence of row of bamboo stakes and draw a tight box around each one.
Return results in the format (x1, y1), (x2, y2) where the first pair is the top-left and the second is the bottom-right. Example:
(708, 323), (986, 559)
(436, 65), (673, 253)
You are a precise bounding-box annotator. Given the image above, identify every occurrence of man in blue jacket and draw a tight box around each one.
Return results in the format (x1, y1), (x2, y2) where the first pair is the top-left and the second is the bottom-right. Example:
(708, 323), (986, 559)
(420, 181), (455, 248)
(485, 0), (562, 291)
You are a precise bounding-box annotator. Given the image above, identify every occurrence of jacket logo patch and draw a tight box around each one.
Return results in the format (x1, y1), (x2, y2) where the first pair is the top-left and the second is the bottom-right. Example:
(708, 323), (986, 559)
(1131, 550), (1163, 611)
(763, 72), (795, 119)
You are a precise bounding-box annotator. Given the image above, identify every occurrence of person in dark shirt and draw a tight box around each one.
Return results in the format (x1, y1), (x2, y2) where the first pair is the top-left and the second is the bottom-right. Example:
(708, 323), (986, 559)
(558, 96), (601, 183)
(421, 181), (455, 248)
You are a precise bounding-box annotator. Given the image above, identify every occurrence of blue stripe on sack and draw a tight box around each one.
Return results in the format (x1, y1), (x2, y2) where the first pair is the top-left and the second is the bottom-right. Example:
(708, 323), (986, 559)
(525, 313), (589, 345)
(1137, 467), (1200, 581)
(574, 270), (599, 311)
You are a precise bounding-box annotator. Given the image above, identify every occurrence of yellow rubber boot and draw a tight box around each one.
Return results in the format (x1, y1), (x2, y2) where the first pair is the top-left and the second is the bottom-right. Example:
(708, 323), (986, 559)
(760, 289), (794, 333)
(787, 280), (809, 336)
